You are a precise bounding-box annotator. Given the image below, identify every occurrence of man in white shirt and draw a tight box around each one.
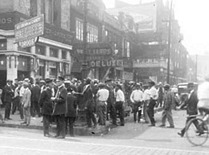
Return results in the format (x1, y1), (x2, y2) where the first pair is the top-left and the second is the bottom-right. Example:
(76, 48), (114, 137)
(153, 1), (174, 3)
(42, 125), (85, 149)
(96, 83), (109, 126)
(143, 84), (150, 123)
(114, 84), (125, 126)
(130, 84), (143, 123)
(147, 81), (158, 126)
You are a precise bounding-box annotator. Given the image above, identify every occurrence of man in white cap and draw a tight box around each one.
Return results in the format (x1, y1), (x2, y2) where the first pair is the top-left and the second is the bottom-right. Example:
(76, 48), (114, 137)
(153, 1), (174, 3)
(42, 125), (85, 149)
(21, 81), (31, 126)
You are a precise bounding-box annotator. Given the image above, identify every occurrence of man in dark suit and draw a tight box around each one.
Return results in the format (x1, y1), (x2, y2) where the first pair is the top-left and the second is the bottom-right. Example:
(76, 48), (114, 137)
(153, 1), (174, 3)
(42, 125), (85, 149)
(31, 80), (41, 117)
(3, 80), (14, 120)
(39, 78), (53, 137)
(178, 82), (199, 137)
(65, 84), (77, 137)
(52, 76), (67, 139)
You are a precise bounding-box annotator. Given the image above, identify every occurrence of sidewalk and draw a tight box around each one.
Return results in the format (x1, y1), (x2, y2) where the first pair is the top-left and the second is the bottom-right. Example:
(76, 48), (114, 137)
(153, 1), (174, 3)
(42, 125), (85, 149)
(0, 108), (112, 136)
(0, 107), (163, 136)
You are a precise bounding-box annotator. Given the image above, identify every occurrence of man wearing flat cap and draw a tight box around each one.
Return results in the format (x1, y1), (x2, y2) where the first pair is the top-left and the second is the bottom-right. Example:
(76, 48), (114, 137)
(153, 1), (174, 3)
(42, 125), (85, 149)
(21, 82), (31, 126)
(51, 76), (67, 138)
(3, 80), (14, 120)
(39, 78), (54, 137)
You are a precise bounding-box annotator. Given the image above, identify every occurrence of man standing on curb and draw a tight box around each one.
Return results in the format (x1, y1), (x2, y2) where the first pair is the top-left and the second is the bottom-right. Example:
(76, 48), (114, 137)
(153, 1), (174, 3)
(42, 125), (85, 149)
(96, 83), (109, 126)
(39, 78), (53, 137)
(21, 82), (31, 126)
(130, 83), (143, 123)
(159, 84), (175, 128)
(52, 76), (67, 139)
(147, 81), (158, 126)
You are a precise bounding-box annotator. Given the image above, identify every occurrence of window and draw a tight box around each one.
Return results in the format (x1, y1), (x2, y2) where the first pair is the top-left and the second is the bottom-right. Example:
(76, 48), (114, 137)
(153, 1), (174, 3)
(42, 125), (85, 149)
(45, 0), (56, 24)
(50, 48), (58, 58)
(76, 18), (83, 41)
(62, 50), (67, 59)
(36, 45), (46, 55)
(87, 24), (98, 43)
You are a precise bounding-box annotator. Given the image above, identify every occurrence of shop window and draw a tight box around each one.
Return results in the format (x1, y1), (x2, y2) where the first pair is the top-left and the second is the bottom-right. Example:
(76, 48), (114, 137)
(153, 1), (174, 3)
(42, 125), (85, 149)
(0, 40), (6, 50)
(62, 50), (67, 59)
(36, 45), (46, 55)
(50, 48), (58, 58)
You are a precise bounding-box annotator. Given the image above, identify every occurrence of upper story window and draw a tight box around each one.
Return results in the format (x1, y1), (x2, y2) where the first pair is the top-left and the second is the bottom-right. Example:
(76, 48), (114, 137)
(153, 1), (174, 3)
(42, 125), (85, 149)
(50, 48), (58, 58)
(45, 0), (57, 24)
(62, 50), (67, 59)
(36, 45), (46, 55)
(76, 18), (84, 41)
(87, 24), (98, 43)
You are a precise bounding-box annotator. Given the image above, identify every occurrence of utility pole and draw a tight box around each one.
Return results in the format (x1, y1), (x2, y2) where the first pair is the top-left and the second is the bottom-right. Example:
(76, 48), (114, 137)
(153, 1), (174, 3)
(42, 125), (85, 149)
(166, 0), (173, 84)
(82, 0), (88, 79)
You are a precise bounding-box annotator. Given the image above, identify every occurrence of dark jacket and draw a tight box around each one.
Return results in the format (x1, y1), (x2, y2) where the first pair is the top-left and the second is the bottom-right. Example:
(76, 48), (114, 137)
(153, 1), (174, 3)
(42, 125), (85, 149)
(3, 85), (14, 103)
(65, 92), (77, 117)
(31, 84), (41, 103)
(39, 87), (53, 115)
(163, 91), (174, 111)
(83, 84), (95, 111)
(181, 90), (198, 115)
(52, 85), (67, 115)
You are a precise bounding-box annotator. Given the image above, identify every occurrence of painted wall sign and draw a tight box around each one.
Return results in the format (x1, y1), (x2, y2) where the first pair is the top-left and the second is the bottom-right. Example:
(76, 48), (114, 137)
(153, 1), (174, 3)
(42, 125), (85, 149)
(89, 59), (123, 68)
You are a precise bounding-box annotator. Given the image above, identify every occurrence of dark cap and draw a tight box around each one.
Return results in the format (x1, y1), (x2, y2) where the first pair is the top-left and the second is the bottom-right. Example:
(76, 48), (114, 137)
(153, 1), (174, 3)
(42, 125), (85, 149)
(57, 76), (65, 81)
(45, 78), (53, 84)
(164, 84), (170, 90)
(148, 81), (155, 86)
(105, 78), (112, 83)
(6, 79), (12, 82)
(188, 82), (194, 88)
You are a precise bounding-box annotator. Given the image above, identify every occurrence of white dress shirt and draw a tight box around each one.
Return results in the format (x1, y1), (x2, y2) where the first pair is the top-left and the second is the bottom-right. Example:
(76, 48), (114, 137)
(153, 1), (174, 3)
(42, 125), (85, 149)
(115, 89), (125, 102)
(97, 88), (109, 102)
(149, 86), (158, 100)
(130, 89), (143, 103)
(143, 89), (151, 101)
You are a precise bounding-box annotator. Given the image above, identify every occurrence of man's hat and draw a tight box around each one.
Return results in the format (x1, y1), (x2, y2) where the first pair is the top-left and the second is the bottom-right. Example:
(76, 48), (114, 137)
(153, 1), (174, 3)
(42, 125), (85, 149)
(24, 78), (30, 83)
(105, 78), (112, 83)
(188, 82), (194, 88)
(164, 84), (170, 90)
(6, 79), (12, 83)
(40, 80), (45, 84)
(57, 76), (65, 81)
(148, 81), (155, 86)
(45, 78), (53, 84)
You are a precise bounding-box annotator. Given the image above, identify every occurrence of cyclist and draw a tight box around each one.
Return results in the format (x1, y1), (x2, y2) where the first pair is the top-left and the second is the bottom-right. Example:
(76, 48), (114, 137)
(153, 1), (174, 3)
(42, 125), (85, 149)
(177, 82), (199, 137)
(197, 76), (209, 120)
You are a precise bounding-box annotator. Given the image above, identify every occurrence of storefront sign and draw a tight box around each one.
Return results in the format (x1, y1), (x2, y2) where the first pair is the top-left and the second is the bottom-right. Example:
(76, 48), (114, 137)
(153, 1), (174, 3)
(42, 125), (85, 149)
(18, 37), (38, 48)
(89, 59), (123, 68)
(0, 12), (28, 30)
(15, 15), (44, 43)
(44, 23), (74, 45)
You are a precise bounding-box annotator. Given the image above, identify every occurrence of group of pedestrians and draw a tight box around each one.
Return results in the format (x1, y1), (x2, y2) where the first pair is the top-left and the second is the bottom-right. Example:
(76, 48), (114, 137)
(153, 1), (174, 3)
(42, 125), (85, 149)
(0, 75), (186, 138)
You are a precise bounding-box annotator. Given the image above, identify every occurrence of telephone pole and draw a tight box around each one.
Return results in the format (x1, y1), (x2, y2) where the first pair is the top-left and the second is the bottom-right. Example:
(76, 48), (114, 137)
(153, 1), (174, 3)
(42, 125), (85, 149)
(166, 0), (173, 84)
(82, 0), (88, 79)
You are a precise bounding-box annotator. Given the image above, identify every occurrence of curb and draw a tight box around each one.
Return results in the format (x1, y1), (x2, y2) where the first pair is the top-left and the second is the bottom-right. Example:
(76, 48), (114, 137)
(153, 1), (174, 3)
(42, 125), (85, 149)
(0, 122), (112, 136)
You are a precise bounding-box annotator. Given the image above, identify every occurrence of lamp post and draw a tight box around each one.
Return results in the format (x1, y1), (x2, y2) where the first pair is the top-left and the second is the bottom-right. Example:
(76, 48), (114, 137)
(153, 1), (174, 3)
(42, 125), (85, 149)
(166, 0), (173, 84)
(82, 0), (88, 79)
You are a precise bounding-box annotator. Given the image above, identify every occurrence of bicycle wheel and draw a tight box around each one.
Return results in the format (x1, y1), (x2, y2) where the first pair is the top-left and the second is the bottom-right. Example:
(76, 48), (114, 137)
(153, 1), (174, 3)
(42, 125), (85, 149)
(185, 118), (209, 146)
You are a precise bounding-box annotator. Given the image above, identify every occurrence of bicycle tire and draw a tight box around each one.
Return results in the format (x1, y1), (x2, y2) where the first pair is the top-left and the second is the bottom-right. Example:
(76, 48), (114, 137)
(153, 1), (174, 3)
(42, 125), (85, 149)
(185, 118), (209, 146)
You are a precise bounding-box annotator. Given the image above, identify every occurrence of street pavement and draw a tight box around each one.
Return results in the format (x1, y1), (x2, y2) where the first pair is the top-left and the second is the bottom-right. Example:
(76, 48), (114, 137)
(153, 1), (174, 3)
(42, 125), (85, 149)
(0, 109), (209, 155)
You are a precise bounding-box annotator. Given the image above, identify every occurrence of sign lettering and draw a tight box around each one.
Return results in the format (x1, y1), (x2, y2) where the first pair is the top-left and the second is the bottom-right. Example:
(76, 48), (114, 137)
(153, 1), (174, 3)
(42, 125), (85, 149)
(89, 60), (123, 68)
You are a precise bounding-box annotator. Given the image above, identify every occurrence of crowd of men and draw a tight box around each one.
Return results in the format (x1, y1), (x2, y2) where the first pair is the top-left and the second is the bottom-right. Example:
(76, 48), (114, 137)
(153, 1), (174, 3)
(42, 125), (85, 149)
(0, 76), (182, 138)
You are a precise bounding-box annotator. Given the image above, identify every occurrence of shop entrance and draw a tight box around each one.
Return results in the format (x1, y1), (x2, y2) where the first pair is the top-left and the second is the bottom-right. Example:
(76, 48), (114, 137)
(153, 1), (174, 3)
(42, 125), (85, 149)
(0, 70), (6, 89)
(18, 71), (30, 81)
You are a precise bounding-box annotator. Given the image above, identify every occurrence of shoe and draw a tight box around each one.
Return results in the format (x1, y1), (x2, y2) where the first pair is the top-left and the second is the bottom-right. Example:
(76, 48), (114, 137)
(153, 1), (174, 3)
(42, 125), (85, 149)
(177, 132), (183, 137)
(54, 134), (60, 138)
(167, 126), (175, 128)
(120, 124), (124, 126)
(159, 124), (165, 127)
(7, 118), (12, 120)
(21, 122), (27, 125)
(148, 124), (155, 127)
(26, 124), (30, 126)
(44, 133), (52, 137)
(56, 136), (65, 139)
